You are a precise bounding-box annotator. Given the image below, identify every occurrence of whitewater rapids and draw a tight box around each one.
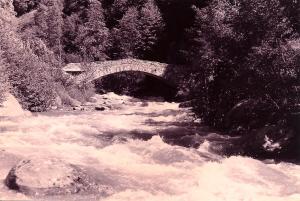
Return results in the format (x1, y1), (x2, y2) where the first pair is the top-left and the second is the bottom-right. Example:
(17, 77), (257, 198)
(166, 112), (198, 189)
(0, 93), (299, 201)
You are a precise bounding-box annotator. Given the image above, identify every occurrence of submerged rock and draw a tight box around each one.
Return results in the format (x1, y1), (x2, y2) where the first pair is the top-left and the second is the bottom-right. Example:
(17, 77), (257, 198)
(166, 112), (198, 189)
(158, 127), (204, 148)
(140, 101), (149, 107)
(5, 158), (113, 196)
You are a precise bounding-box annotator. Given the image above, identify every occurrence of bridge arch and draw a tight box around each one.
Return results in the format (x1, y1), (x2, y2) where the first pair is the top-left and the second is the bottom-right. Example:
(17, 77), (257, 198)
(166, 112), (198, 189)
(63, 59), (172, 85)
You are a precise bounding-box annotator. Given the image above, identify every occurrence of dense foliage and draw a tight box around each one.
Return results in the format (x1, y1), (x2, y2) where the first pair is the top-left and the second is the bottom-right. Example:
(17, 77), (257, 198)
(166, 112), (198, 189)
(0, 20), (55, 111)
(180, 0), (300, 131)
(13, 0), (40, 16)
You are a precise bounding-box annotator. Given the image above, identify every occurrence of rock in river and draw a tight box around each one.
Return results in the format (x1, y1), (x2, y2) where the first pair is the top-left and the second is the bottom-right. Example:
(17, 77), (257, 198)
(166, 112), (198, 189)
(5, 158), (113, 196)
(95, 106), (106, 111)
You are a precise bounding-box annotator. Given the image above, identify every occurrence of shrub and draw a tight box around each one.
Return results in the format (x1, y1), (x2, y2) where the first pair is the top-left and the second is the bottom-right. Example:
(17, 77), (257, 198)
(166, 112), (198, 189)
(0, 22), (55, 112)
(0, 49), (8, 104)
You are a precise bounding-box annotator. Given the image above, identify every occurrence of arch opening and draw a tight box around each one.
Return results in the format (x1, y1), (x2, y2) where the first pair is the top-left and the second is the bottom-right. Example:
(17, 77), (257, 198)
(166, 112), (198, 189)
(92, 71), (178, 102)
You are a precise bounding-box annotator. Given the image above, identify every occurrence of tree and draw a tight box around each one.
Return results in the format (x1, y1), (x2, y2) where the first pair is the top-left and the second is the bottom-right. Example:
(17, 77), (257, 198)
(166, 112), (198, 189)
(0, 20), (55, 112)
(75, 0), (109, 61)
(63, 0), (90, 16)
(62, 13), (81, 62)
(279, 0), (299, 35)
(113, 7), (141, 58)
(112, 0), (165, 59)
(232, 0), (296, 53)
(34, 0), (63, 58)
(13, 0), (40, 16)
(138, 0), (164, 59)
(181, 1), (239, 127)
(233, 0), (298, 106)
(109, 0), (128, 22)
(181, 0), (299, 128)
(103, 0), (147, 28)
(245, 41), (300, 111)
(63, 0), (110, 62)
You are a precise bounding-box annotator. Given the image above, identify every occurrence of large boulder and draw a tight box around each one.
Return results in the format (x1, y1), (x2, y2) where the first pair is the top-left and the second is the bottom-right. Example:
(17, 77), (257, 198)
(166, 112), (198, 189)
(236, 124), (298, 160)
(0, 93), (29, 117)
(225, 98), (278, 135)
(5, 158), (113, 196)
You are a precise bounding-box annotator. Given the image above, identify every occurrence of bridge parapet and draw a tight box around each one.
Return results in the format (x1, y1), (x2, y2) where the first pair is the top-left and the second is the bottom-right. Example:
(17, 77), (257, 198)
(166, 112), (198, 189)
(70, 59), (170, 84)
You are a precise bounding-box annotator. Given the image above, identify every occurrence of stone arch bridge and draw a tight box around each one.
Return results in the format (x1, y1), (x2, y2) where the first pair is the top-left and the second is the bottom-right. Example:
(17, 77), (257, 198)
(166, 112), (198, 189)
(63, 59), (179, 86)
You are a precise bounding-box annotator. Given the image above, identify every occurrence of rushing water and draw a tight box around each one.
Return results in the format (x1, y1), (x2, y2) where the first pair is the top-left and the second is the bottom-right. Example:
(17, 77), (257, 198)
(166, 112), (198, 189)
(0, 93), (300, 201)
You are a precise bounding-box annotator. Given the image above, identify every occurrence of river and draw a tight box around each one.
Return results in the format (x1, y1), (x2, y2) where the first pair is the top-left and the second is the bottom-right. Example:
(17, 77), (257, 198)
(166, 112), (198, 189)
(0, 93), (300, 201)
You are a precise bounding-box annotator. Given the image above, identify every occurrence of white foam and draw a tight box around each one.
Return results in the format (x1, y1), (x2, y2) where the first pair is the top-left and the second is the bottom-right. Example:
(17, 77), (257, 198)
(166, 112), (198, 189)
(0, 93), (299, 201)
(263, 135), (281, 151)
